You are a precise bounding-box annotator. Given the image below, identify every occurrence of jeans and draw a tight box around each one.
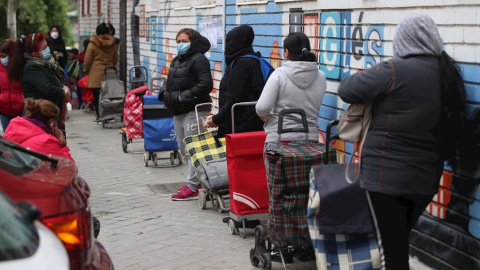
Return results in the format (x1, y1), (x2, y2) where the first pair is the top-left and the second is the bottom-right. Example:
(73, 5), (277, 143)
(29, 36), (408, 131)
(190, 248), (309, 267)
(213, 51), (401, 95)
(0, 114), (12, 132)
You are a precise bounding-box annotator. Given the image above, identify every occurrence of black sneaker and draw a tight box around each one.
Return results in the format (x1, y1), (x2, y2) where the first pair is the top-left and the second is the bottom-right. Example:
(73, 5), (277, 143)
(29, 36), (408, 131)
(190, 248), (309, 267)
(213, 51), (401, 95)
(93, 117), (101, 122)
(270, 250), (293, 264)
(293, 246), (315, 262)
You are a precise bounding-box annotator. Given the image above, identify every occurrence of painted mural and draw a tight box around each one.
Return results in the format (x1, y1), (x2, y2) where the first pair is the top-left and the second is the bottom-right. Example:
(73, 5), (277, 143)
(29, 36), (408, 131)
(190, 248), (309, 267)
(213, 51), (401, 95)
(79, 1), (480, 269)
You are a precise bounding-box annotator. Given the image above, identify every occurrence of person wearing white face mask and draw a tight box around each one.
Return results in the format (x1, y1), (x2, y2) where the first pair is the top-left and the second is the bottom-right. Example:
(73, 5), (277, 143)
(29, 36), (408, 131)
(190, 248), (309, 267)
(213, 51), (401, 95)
(46, 25), (68, 77)
(157, 28), (213, 201)
(0, 39), (24, 131)
(8, 33), (70, 133)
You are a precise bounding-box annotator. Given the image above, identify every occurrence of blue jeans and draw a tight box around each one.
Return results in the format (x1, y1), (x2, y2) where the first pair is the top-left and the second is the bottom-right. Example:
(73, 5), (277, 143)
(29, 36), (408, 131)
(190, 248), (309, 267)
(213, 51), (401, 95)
(0, 114), (12, 131)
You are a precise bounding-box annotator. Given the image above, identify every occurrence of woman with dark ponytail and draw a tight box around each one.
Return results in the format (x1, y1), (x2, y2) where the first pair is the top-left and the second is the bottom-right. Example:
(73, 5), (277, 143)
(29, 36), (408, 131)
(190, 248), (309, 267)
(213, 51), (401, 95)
(8, 33), (71, 132)
(256, 32), (326, 153)
(337, 13), (466, 269)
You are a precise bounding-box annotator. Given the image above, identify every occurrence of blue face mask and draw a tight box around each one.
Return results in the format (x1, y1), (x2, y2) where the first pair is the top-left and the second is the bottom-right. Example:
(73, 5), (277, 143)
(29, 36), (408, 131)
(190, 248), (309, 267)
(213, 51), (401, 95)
(41, 47), (51, 60)
(1, 56), (8, 67)
(177, 43), (191, 55)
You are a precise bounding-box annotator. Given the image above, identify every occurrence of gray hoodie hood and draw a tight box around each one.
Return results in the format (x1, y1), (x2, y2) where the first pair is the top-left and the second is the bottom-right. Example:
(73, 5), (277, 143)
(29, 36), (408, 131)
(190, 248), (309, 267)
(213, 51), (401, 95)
(393, 13), (443, 58)
(281, 61), (319, 89)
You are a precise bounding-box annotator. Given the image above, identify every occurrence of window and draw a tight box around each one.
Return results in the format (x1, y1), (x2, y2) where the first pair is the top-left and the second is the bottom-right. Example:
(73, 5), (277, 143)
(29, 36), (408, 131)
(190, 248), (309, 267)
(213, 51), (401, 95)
(97, 0), (101, 15)
(237, 0), (268, 6)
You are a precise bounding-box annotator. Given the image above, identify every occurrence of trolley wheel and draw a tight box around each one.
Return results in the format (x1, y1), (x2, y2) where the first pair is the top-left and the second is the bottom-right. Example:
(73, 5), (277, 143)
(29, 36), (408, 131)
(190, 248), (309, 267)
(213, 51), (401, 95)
(198, 192), (207, 209)
(260, 253), (272, 270)
(170, 152), (175, 165)
(121, 131), (128, 153)
(228, 219), (237, 235)
(250, 248), (259, 267)
(176, 150), (183, 165)
(216, 195), (225, 213)
(144, 153), (149, 167)
(212, 195), (219, 208)
(152, 154), (158, 166)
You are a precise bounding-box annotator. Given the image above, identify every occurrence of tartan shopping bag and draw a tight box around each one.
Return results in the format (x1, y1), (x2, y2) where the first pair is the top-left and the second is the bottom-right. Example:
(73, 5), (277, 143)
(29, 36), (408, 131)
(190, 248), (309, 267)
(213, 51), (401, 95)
(307, 164), (381, 270)
(265, 142), (336, 248)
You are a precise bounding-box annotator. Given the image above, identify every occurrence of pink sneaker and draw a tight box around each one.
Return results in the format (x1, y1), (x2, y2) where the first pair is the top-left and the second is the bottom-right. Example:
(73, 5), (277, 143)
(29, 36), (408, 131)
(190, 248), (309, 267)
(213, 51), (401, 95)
(171, 186), (199, 201)
(177, 184), (202, 192)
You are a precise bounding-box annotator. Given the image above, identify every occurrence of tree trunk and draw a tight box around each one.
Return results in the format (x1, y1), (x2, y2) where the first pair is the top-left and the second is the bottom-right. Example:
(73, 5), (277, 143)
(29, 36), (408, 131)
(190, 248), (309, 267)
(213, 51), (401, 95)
(7, 0), (16, 39)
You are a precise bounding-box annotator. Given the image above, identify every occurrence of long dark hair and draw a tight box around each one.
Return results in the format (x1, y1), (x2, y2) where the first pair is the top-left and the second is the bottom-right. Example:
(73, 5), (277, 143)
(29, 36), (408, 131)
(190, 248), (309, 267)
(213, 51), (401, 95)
(437, 51), (466, 171)
(8, 32), (46, 82)
(283, 32), (317, 63)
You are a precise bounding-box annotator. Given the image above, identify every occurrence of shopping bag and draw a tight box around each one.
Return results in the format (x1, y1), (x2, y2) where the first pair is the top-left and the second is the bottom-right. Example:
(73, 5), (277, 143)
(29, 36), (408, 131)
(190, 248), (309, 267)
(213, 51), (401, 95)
(67, 59), (80, 81)
(195, 157), (229, 190)
(183, 130), (226, 169)
(307, 163), (381, 270)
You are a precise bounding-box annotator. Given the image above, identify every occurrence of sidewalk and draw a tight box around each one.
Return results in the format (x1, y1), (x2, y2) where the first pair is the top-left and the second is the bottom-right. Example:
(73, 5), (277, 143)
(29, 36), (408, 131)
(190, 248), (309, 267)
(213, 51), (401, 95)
(65, 109), (316, 270)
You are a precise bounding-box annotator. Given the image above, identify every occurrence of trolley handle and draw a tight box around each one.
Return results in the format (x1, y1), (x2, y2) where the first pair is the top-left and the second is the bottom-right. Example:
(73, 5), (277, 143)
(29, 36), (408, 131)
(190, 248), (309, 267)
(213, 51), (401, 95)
(325, 120), (340, 163)
(230, 101), (258, 134)
(128, 65), (149, 83)
(277, 109), (309, 142)
(195, 102), (214, 135)
(104, 65), (117, 74)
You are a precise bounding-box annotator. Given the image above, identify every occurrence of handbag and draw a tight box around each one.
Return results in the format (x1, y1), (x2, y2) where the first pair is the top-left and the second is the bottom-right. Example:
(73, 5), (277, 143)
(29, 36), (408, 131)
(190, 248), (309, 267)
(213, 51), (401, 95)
(307, 163), (381, 270)
(337, 103), (372, 183)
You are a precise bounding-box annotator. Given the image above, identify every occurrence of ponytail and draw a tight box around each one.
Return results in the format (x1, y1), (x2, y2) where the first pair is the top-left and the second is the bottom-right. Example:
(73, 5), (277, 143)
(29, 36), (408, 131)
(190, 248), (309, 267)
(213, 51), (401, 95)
(7, 35), (27, 82)
(284, 32), (317, 63)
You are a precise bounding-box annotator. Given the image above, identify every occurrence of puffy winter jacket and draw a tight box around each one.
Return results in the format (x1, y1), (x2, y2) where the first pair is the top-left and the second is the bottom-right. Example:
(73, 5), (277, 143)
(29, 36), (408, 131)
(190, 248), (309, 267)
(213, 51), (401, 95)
(84, 35), (118, 88)
(158, 30), (213, 116)
(3, 117), (75, 163)
(0, 64), (24, 118)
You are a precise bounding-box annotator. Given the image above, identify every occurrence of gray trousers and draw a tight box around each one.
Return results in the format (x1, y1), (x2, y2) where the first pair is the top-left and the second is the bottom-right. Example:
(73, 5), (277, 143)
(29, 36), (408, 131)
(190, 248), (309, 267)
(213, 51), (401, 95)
(173, 111), (199, 191)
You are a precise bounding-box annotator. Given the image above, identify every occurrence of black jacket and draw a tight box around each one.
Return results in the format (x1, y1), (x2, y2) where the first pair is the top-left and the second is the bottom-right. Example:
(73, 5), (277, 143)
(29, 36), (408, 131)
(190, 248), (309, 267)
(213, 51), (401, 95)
(158, 31), (213, 116)
(46, 25), (68, 69)
(212, 25), (265, 137)
(22, 62), (66, 125)
(338, 56), (444, 196)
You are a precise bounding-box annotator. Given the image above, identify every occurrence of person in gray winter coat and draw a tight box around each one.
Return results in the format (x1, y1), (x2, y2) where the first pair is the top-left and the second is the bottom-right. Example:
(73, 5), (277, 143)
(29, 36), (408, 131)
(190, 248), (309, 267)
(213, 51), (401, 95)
(158, 28), (213, 201)
(338, 13), (466, 269)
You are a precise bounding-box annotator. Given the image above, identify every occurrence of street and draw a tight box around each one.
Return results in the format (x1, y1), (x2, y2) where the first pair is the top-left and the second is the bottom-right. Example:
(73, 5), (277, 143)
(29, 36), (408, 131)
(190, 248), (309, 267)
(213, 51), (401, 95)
(65, 109), (316, 270)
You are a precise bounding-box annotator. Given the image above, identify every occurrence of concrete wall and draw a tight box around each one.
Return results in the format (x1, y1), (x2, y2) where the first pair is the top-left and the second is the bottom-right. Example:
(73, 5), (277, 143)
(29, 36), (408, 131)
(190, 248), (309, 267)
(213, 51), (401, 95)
(79, 0), (480, 268)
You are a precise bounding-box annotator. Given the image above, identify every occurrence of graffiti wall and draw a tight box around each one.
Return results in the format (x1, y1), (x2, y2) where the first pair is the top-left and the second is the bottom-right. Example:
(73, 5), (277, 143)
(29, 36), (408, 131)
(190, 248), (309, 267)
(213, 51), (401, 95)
(79, 0), (480, 269)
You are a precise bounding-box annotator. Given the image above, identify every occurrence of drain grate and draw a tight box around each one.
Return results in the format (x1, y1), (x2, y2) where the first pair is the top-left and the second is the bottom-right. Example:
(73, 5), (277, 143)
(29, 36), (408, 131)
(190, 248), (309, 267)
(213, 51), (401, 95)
(147, 182), (185, 194)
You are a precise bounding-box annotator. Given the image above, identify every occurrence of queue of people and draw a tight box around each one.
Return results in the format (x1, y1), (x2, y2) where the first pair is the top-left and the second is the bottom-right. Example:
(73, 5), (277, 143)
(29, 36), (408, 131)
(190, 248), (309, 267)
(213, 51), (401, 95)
(0, 14), (468, 270)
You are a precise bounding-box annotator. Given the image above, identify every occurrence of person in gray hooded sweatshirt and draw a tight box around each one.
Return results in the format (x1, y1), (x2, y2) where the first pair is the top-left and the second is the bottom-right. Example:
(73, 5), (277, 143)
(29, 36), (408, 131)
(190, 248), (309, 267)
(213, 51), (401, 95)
(256, 32), (326, 153)
(338, 13), (465, 269)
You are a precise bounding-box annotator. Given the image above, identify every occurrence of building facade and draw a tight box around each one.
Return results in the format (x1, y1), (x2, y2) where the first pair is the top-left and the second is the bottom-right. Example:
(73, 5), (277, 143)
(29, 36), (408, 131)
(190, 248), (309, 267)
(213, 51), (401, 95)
(79, 1), (480, 268)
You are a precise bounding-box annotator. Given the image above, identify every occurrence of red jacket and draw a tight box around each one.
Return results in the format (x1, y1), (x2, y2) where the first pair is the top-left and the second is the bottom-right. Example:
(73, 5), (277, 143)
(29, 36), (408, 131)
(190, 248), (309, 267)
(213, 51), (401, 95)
(0, 64), (24, 118)
(3, 117), (75, 163)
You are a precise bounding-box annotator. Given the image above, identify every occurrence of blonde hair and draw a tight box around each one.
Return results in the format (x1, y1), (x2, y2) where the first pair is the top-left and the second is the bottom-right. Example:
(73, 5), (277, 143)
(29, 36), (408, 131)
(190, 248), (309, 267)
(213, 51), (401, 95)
(24, 98), (59, 124)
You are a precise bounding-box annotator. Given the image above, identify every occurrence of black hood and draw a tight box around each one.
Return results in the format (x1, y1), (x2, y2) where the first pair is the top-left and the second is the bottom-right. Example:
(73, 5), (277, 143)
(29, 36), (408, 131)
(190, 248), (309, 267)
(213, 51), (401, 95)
(46, 24), (64, 44)
(225, 25), (255, 65)
(180, 30), (211, 60)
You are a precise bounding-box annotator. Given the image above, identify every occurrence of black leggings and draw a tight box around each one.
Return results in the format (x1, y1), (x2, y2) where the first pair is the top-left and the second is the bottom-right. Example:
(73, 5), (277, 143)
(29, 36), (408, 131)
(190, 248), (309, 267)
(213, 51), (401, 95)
(92, 88), (100, 118)
(367, 191), (434, 270)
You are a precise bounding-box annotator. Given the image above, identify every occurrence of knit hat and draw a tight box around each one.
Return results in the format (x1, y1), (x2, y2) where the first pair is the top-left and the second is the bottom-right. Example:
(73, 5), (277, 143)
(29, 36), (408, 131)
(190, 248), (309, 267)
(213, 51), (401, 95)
(393, 13), (443, 58)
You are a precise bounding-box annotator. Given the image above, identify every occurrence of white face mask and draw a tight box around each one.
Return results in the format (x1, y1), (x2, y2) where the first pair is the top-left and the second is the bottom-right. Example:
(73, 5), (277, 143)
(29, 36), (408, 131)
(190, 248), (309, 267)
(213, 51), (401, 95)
(51, 32), (59, 40)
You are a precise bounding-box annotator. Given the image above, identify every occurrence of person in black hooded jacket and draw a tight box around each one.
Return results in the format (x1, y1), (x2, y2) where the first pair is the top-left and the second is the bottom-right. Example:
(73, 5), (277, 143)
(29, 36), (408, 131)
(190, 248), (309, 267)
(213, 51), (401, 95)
(46, 25), (68, 75)
(158, 28), (213, 201)
(205, 25), (265, 138)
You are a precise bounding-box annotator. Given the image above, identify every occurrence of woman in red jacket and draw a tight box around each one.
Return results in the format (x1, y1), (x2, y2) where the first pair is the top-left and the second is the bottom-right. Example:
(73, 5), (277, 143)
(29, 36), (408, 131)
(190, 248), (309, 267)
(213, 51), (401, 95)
(0, 39), (24, 131)
(3, 98), (75, 163)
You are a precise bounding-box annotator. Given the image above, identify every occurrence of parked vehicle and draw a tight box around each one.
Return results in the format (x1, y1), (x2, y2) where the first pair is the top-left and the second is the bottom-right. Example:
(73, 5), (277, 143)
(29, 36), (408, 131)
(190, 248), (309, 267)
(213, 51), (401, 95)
(0, 190), (69, 270)
(0, 136), (114, 270)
